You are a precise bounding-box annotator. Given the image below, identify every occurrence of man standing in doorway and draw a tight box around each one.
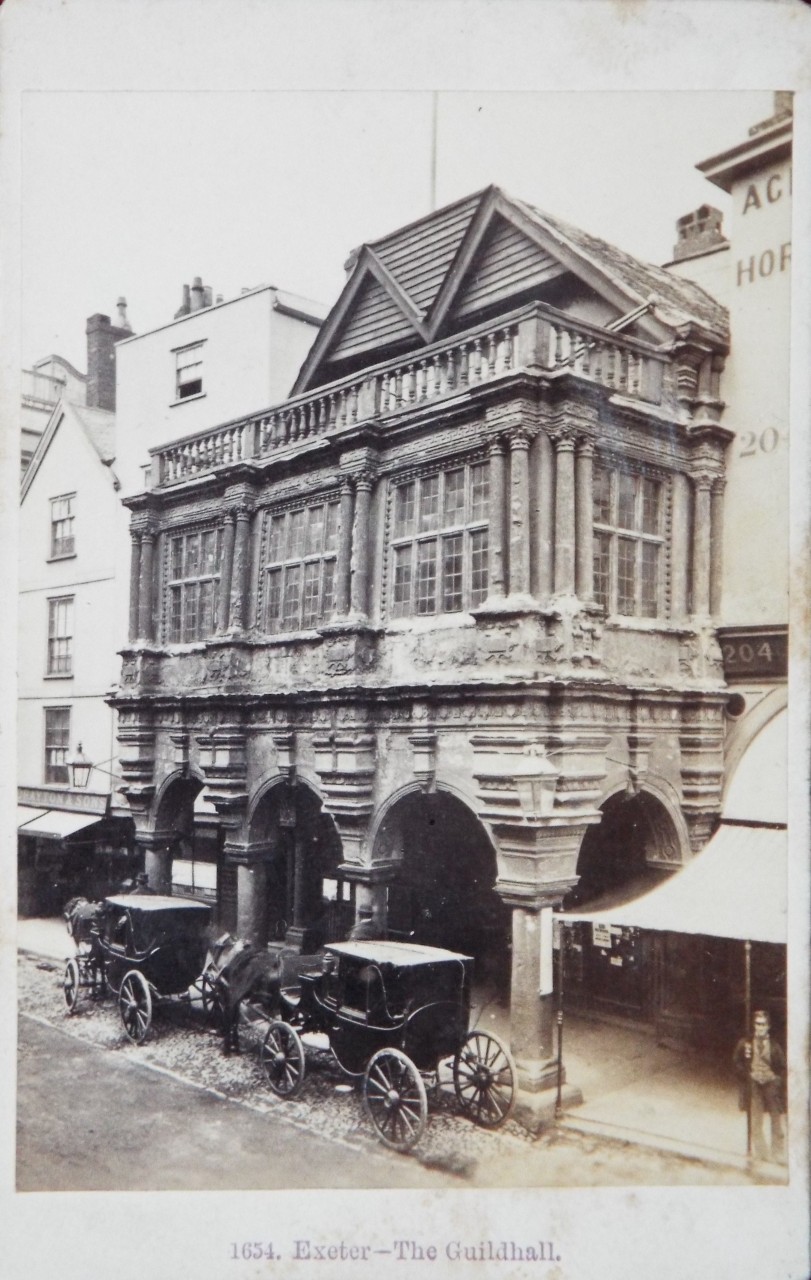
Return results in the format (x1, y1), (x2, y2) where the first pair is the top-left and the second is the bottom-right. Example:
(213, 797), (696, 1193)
(733, 1009), (787, 1163)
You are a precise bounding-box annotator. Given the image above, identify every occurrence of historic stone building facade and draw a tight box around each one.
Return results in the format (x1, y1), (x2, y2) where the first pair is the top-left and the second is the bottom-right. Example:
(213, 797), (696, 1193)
(111, 186), (732, 1092)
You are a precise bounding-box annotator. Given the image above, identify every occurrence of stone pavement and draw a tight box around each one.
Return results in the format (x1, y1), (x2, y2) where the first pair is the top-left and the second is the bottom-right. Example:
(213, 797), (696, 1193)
(17, 915), (786, 1180)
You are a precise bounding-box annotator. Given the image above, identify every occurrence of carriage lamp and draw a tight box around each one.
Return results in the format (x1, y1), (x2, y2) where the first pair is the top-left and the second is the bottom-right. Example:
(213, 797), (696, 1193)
(68, 743), (93, 789)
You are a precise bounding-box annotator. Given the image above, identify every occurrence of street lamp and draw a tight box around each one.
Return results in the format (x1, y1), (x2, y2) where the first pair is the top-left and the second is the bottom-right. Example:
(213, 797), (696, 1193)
(68, 742), (93, 789)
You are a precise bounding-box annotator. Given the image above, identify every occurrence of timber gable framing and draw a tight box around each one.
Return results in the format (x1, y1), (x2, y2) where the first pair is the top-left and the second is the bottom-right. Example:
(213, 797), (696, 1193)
(293, 186), (727, 395)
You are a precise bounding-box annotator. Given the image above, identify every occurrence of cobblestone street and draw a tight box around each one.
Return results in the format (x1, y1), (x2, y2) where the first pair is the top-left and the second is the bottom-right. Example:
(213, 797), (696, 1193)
(17, 952), (769, 1189)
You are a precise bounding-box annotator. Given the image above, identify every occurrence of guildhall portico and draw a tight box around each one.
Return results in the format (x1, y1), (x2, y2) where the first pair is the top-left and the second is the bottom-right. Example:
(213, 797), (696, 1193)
(111, 185), (732, 1093)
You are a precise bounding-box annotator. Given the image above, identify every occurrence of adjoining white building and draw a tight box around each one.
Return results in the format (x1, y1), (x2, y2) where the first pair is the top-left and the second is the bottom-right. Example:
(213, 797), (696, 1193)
(18, 284), (326, 914)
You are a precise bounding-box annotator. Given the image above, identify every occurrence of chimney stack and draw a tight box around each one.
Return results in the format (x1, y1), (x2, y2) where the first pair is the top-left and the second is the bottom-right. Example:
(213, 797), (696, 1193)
(174, 283), (191, 319)
(672, 205), (726, 263)
(115, 296), (132, 333)
(86, 307), (134, 411)
(190, 277), (205, 311)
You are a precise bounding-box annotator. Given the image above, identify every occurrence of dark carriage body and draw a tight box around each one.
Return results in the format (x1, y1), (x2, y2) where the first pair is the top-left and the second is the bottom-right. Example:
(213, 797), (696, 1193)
(63, 893), (213, 1042)
(98, 895), (212, 996)
(262, 939), (515, 1149)
(292, 941), (473, 1075)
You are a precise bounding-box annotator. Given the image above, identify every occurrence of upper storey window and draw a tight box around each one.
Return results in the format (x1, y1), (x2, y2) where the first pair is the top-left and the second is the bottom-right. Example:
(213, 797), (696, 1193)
(175, 343), (204, 401)
(166, 527), (222, 642)
(263, 499), (340, 633)
(50, 494), (75, 558)
(593, 463), (664, 618)
(389, 461), (490, 618)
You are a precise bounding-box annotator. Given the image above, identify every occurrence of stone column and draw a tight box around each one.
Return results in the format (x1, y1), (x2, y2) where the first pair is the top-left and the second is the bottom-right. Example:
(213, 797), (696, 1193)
(508, 431), (531, 597)
(670, 472), (691, 620)
(709, 479), (725, 618)
(236, 861), (268, 947)
(575, 439), (595, 602)
(350, 475), (373, 617)
(137, 531), (156, 642)
(128, 534), (142, 642)
(691, 475), (713, 617)
(335, 479), (355, 616)
(144, 842), (172, 895)
(536, 431), (554, 600)
(218, 512), (236, 632)
(487, 437), (507, 599)
(228, 507), (252, 631)
(509, 902), (557, 1090)
(553, 434), (576, 595)
(292, 830), (306, 929)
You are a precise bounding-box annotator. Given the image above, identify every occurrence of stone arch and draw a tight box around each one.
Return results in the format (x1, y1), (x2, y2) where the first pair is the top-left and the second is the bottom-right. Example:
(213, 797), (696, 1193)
(594, 776), (692, 867)
(246, 774), (344, 949)
(566, 784), (684, 911)
(371, 783), (509, 994)
(723, 686), (787, 802)
(152, 767), (206, 841)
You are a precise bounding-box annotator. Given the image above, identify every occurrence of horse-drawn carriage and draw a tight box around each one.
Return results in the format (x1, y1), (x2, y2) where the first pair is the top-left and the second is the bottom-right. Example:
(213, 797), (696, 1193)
(254, 939), (517, 1151)
(63, 900), (516, 1152)
(63, 894), (214, 1042)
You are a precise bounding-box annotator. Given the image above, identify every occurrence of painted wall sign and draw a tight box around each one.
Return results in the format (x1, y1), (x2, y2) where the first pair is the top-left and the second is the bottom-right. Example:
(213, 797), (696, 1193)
(718, 627), (788, 680)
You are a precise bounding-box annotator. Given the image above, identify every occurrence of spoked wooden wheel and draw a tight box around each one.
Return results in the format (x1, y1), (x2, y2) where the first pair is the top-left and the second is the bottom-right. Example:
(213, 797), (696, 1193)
(260, 1020), (305, 1097)
(118, 970), (153, 1044)
(363, 1048), (428, 1152)
(200, 972), (225, 1027)
(63, 959), (81, 1014)
(453, 1030), (516, 1128)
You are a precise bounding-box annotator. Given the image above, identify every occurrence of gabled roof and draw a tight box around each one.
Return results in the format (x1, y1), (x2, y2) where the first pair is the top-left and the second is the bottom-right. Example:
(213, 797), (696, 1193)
(21, 397), (116, 503)
(293, 185), (729, 394)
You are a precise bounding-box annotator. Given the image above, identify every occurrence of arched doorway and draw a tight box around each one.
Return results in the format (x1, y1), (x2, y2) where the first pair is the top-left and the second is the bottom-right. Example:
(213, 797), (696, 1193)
(151, 774), (223, 910)
(248, 780), (345, 950)
(374, 789), (510, 995)
(562, 789), (680, 1019)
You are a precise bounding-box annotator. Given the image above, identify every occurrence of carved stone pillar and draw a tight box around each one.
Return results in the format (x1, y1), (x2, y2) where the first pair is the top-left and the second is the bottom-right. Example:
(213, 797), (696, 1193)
(350, 475), (373, 617)
(508, 431), (531, 597)
(487, 437), (507, 599)
(553, 434), (576, 595)
(228, 507), (251, 631)
(575, 439), (595, 602)
(128, 534), (141, 642)
(143, 841), (172, 895)
(537, 431), (554, 600)
(509, 902), (557, 1089)
(137, 531), (156, 642)
(691, 475), (713, 617)
(710, 479), (725, 618)
(218, 511), (236, 632)
(236, 861), (268, 947)
(670, 472), (691, 620)
(335, 479), (355, 616)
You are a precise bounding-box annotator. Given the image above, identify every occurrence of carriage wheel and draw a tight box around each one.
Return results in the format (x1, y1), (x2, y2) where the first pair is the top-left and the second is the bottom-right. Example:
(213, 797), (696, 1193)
(63, 959), (81, 1014)
(452, 1030), (516, 1128)
(260, 1021), (305, 1097)
(118, 970), (153, 1045)
(200, 973), (224, 1027)
(363, 1048), (428, 1153)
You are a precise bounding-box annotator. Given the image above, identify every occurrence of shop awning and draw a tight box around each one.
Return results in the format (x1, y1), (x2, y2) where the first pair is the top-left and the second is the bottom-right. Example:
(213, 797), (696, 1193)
(18, 810), (104, 840)
(558, 822), (787, 944)
(18, 806), (47, 829)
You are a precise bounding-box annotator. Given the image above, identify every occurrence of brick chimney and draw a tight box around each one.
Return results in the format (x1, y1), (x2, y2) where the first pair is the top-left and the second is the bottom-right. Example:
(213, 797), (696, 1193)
(86, 306), (133, 411)
(672, 205), (727, 263)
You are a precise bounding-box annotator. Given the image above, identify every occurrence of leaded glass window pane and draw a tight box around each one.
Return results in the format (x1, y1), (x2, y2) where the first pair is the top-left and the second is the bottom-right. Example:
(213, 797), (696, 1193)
(617, 538), (636, 615)
(415, 540), (437, 614)
(442, 533), (464, 612)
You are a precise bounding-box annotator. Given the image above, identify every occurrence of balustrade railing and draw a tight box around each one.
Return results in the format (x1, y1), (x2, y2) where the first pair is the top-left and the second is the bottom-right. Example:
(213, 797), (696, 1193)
(150, 303), (666, 486)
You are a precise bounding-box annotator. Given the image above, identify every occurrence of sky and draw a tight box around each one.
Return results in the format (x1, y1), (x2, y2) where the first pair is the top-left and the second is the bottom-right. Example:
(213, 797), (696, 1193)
(20, 89), (775, 372)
